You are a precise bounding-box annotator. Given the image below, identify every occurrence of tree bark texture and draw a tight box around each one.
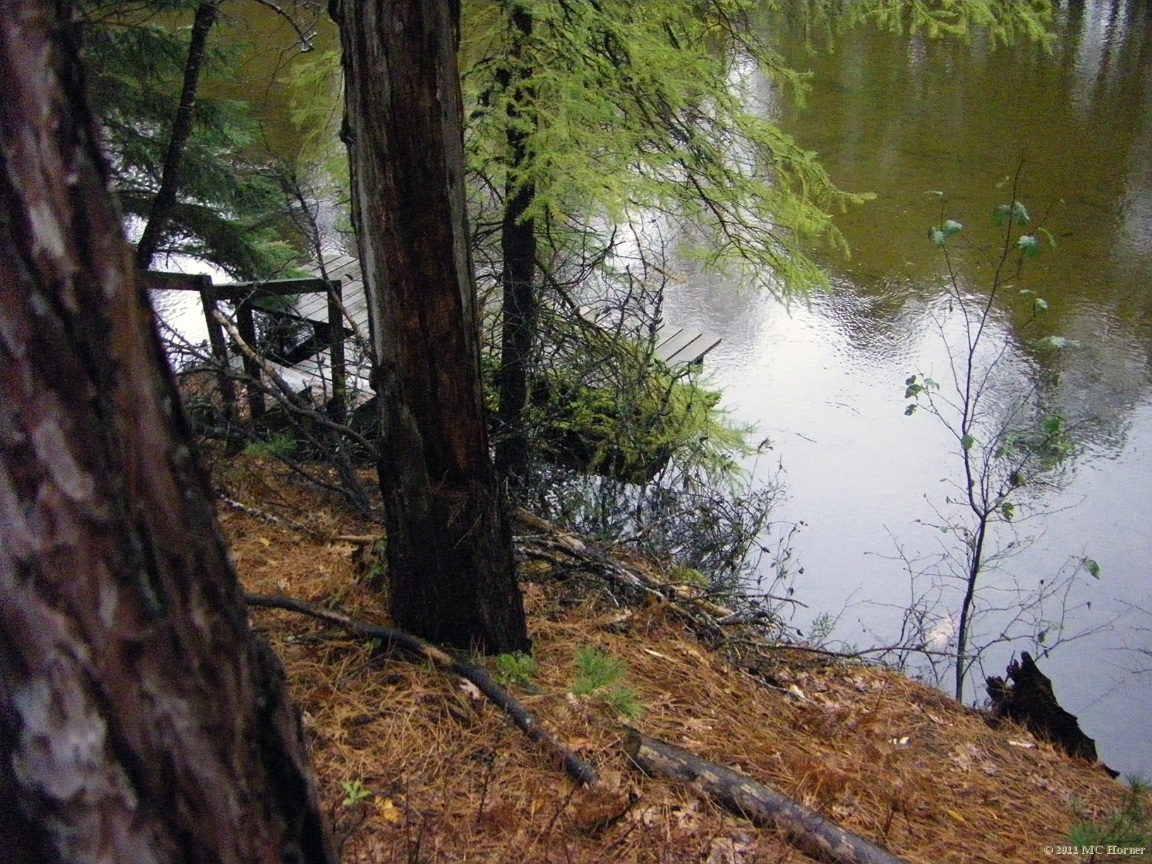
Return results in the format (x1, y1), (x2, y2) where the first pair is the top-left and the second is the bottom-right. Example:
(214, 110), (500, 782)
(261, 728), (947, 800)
(133, 0), (221, 271)
(0, 6), (335, 863)
(625, 730), (909, 864)
(332, 0), (530, 653)
(494, 2), (538, 485)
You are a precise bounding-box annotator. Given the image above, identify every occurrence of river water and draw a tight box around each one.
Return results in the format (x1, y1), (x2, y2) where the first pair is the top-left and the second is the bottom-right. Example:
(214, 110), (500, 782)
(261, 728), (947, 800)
(153, 2), (1150, 776)
(658, 3), (1152, 776)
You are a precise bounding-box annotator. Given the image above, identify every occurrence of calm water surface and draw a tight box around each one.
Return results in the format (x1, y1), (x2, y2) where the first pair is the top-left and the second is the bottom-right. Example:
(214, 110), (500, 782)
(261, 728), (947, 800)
(151, 1), (1151, 776)
(662, 3), (1152, 775)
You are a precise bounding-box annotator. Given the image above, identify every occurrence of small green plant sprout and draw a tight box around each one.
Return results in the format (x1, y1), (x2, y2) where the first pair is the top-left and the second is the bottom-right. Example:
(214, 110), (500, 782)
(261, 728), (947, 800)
(341, 779), (373, 807)
(571, 645), (644, 720)
(1068, 775), (1150, 849)
(807, 612), (837, 647)
(493, 652), (538, 687)
(242, 433), (297, 460)
(359, 538), (388, 588)
(669, 566), (710, 589)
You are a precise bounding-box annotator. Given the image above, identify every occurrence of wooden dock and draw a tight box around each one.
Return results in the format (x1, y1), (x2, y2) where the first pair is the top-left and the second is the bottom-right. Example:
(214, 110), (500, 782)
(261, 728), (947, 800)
(289, 253), (721, 368)
(146, 254), (720, 413)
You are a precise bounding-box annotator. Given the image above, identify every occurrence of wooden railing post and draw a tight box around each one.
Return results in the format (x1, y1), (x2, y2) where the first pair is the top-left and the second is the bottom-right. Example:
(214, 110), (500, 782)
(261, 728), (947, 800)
(235, 297), (265, 423)
(326, 279), (346, 422)
(198, 281), (237, 429)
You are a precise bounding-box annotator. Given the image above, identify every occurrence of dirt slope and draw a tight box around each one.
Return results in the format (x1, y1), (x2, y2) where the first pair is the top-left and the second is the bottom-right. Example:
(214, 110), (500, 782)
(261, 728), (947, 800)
(218, 456), (1137, 864)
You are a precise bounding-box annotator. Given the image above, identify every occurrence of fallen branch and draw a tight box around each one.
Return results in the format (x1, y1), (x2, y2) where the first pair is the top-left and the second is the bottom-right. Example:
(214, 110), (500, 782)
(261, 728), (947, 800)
(510, 508), (738, 622)
(245, 592), (598, 786)
(218, 493), (323, 538)
(624, 729), (908, 864)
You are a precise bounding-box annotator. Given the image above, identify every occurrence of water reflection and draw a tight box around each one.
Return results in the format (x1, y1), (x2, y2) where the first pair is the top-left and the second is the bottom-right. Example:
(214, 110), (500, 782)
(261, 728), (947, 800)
(670, 1), (1152, 775)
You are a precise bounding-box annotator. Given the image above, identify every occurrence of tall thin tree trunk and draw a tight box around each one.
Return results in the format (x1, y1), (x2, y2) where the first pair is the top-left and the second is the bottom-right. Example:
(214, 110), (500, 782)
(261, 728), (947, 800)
(0, 6), (335, 862)
(332, 0), (530, 653)
(494, 3), (538, 486)
(134, 0), (220, 270)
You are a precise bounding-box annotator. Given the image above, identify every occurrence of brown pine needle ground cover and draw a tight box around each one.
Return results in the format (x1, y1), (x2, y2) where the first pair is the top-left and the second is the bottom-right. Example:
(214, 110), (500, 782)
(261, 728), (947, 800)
(216, 454), (1140, 864)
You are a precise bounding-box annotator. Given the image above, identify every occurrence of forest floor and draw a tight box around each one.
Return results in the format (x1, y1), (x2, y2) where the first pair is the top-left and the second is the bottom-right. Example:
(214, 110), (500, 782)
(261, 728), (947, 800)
(211, 450), (1144, 864)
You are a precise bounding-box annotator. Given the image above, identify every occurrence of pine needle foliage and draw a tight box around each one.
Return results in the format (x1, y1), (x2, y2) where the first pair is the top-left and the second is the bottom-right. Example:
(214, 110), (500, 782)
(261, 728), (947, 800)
(463, 1), (1054, 293)
(777, 1), (1054, 56)
(79, 1), (300, 278)
(463, 0), (866, 297)
(837, 0), (1053, 45)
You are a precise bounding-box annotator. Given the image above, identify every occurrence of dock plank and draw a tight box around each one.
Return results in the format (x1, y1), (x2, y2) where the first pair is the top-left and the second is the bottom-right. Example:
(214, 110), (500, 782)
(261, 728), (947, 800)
(231, 255), (720, 398)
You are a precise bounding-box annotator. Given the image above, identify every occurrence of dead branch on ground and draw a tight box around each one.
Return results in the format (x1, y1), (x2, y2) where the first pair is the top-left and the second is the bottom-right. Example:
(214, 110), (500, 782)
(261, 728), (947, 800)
(624, 729), (909, 864)
(245, 592), (598, 786)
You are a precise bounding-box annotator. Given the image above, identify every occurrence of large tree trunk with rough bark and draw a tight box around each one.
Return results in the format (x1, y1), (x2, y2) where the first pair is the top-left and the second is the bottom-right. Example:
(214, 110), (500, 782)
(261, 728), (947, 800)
(332, 0), (530, 653)
(0, 6), (335, 863)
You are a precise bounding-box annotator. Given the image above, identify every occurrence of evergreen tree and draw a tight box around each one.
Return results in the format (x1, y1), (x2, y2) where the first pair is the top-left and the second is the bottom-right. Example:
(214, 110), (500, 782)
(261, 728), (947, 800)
(1, 3), (334, 858)
(463, 0), (1054, 483)
(332, 0), (531, 654)
(78, 0), (301, 277)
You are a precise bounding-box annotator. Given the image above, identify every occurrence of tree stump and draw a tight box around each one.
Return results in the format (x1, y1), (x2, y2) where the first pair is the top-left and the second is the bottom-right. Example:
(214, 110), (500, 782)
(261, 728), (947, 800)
(986, 652), (1117, 776)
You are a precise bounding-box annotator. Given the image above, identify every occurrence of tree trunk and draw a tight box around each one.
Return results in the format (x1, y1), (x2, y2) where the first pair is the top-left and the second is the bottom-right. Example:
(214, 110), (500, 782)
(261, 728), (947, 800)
(332, 0), (530, 653)
(134, 0), (221, 271)
(494, 3), (538, 486)
(0, 6), (335, 863)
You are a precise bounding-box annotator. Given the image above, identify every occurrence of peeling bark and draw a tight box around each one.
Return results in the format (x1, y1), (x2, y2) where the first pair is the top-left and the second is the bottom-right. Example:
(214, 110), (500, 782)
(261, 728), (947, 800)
(0, 5), (335, 862)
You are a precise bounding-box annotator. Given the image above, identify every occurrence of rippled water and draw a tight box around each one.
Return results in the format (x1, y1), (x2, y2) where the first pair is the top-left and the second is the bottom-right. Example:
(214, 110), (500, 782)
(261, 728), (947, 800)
(661, 3), (1152, 775)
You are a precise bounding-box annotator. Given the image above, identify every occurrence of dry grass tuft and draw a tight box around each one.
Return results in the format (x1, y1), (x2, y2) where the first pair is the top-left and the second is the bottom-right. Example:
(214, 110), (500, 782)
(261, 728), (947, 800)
(222, 454), (1134, 864)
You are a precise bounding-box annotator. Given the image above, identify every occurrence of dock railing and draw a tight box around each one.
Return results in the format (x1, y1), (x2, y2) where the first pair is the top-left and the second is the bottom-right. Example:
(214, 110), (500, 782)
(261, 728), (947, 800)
(140, 270), (347, 424)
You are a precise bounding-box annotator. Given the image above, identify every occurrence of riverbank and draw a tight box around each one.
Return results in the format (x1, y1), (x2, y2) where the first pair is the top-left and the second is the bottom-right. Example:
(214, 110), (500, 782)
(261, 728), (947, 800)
(215, 451), (1141, 863)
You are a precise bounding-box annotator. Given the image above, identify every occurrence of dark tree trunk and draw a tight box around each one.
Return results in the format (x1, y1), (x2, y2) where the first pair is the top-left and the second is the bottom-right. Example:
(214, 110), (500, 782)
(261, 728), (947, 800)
(0, 6), (335, 863)
(332, 0), (530, 653)
(494, 3), (538, 486)
(134, 0), (220, 271)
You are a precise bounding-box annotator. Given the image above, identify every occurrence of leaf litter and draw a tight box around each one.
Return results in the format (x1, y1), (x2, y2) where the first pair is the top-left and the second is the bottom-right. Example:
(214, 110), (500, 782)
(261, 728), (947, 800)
(220, 452), (1134, 863)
